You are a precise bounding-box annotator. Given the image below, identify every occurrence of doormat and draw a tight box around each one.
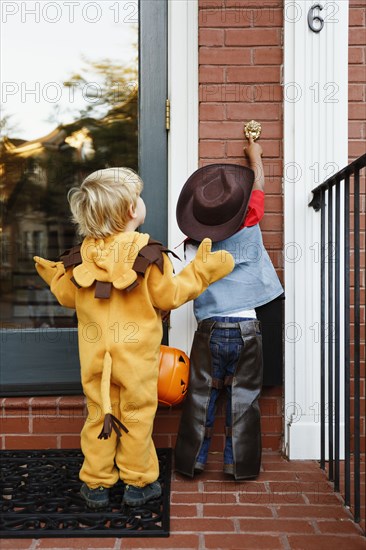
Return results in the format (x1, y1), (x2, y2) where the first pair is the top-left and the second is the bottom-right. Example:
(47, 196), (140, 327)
(0, 448), (171, 539)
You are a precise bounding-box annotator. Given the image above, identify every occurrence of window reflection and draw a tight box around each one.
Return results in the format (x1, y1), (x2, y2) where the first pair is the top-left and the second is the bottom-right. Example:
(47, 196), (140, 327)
(1, 2), (138, 329)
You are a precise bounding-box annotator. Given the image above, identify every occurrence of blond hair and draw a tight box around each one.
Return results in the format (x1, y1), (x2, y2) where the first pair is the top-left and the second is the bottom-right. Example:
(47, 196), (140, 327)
(68, 167), (143, 238)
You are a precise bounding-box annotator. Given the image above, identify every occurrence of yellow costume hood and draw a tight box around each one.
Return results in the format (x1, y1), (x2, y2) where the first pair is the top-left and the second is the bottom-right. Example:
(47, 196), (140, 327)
(72, 232), (150, 294)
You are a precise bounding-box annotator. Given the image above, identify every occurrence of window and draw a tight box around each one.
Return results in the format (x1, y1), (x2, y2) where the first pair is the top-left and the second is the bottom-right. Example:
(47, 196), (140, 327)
(0, 1), (168, 395)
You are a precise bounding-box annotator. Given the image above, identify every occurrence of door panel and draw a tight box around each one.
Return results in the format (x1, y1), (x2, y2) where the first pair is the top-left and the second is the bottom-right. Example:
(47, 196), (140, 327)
(139, 0), (168, 244)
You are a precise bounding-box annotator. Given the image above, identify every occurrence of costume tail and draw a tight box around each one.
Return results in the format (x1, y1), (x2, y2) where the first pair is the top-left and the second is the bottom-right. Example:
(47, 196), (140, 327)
(98, 351), (129, 440)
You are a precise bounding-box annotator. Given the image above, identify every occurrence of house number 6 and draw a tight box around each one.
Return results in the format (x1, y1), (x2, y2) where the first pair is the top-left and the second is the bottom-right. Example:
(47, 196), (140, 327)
(308, 3), (324, 33)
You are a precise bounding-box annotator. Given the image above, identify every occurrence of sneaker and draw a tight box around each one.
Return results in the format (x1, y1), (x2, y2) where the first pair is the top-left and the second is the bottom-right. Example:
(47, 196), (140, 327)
(194, 461), (205, 473)
(223, 463), (234, 476)
(80, 482), (110, 509)
(123, 481), (162, 507)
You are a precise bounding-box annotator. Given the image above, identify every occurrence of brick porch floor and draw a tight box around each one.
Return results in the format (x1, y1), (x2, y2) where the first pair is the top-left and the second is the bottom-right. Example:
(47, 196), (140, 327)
(1, 451), (365, 550)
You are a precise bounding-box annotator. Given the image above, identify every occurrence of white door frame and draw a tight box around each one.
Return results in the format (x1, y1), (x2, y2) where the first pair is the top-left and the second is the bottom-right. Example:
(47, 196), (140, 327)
(167, 0), (199, 353)
(283, 0), (349, 459)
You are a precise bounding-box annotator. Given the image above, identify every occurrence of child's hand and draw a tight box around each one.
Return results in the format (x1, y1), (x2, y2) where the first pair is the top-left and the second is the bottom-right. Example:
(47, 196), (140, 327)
(244, 135), (263, 163)
(34, 256), (58, 269)
(34, 256), (64, 286)
(195, 238), (234, 284)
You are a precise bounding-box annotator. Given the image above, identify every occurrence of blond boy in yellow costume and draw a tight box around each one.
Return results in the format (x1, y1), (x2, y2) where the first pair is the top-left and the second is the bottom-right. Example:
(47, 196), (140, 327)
(34, 168), (234, 509)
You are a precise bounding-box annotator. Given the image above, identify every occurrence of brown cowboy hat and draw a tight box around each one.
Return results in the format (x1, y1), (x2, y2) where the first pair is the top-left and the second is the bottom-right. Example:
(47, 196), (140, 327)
(176, 163), (255, 242)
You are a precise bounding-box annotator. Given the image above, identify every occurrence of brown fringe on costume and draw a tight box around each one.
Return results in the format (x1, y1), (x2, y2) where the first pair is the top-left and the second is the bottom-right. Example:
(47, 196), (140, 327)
(97, 413), (129, 440)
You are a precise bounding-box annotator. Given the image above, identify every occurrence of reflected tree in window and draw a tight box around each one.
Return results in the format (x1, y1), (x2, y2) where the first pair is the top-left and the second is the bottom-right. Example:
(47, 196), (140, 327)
(0, 58), (138, 328)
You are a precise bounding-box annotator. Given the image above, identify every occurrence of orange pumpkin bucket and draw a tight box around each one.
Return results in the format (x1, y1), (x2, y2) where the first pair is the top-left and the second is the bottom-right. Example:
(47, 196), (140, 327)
(158, 345), (190, 406)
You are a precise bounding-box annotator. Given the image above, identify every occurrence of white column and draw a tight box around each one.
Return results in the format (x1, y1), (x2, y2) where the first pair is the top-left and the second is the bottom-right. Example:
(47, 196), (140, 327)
(284, 0), (349, 458)
(167, 0), (199, 353)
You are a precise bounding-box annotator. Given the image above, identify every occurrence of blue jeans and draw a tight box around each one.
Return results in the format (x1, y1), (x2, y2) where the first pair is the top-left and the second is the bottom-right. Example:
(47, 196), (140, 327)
(196, 317), (257, 466)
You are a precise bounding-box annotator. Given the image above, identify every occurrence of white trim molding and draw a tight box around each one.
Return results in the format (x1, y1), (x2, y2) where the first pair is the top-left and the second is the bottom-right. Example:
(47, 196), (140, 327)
(284, 0), (349, 459)
(167, 0), (199, 353)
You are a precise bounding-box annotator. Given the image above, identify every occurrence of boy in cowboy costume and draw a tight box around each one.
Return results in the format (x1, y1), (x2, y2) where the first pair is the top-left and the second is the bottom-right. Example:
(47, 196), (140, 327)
(34, 167), (234, 508)
(175, 137), (284, 480)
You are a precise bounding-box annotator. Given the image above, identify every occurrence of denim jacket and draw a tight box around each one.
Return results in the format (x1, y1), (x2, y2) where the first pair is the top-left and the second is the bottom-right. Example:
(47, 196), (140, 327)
(192, 224), (284, 321)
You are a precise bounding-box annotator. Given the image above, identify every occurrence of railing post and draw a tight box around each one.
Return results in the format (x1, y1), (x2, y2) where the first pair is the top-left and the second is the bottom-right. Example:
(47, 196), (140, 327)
(327, 186), (334, 482)
(353, 168), (361, 523)
(335, 181), (341, 492)
(320, 188), (326, 471)
(344, 173), (351, 508)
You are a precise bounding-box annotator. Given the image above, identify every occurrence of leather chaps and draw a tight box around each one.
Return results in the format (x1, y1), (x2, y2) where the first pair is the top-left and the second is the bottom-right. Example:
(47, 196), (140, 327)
(174, 319), (263, 480)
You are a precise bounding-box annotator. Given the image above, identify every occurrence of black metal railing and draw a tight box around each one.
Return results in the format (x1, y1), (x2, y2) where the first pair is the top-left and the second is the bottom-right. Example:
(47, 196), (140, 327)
(309, 153), (366, 530)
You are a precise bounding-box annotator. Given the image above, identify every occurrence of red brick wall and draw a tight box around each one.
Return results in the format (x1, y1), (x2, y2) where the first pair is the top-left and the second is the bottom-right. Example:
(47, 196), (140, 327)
(348, 0), (366, 445)
(199, 0), (284, 281)
(349, 0), (366, 162)
(198, 0), (285, 452)
(1, 389), (283, 451)
(1, 397), (84, 450)
(348, 0), (366, 527)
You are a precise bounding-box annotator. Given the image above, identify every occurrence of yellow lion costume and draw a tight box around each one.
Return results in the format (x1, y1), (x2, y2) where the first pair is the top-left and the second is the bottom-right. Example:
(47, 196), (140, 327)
(34, 232), (234, 489)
